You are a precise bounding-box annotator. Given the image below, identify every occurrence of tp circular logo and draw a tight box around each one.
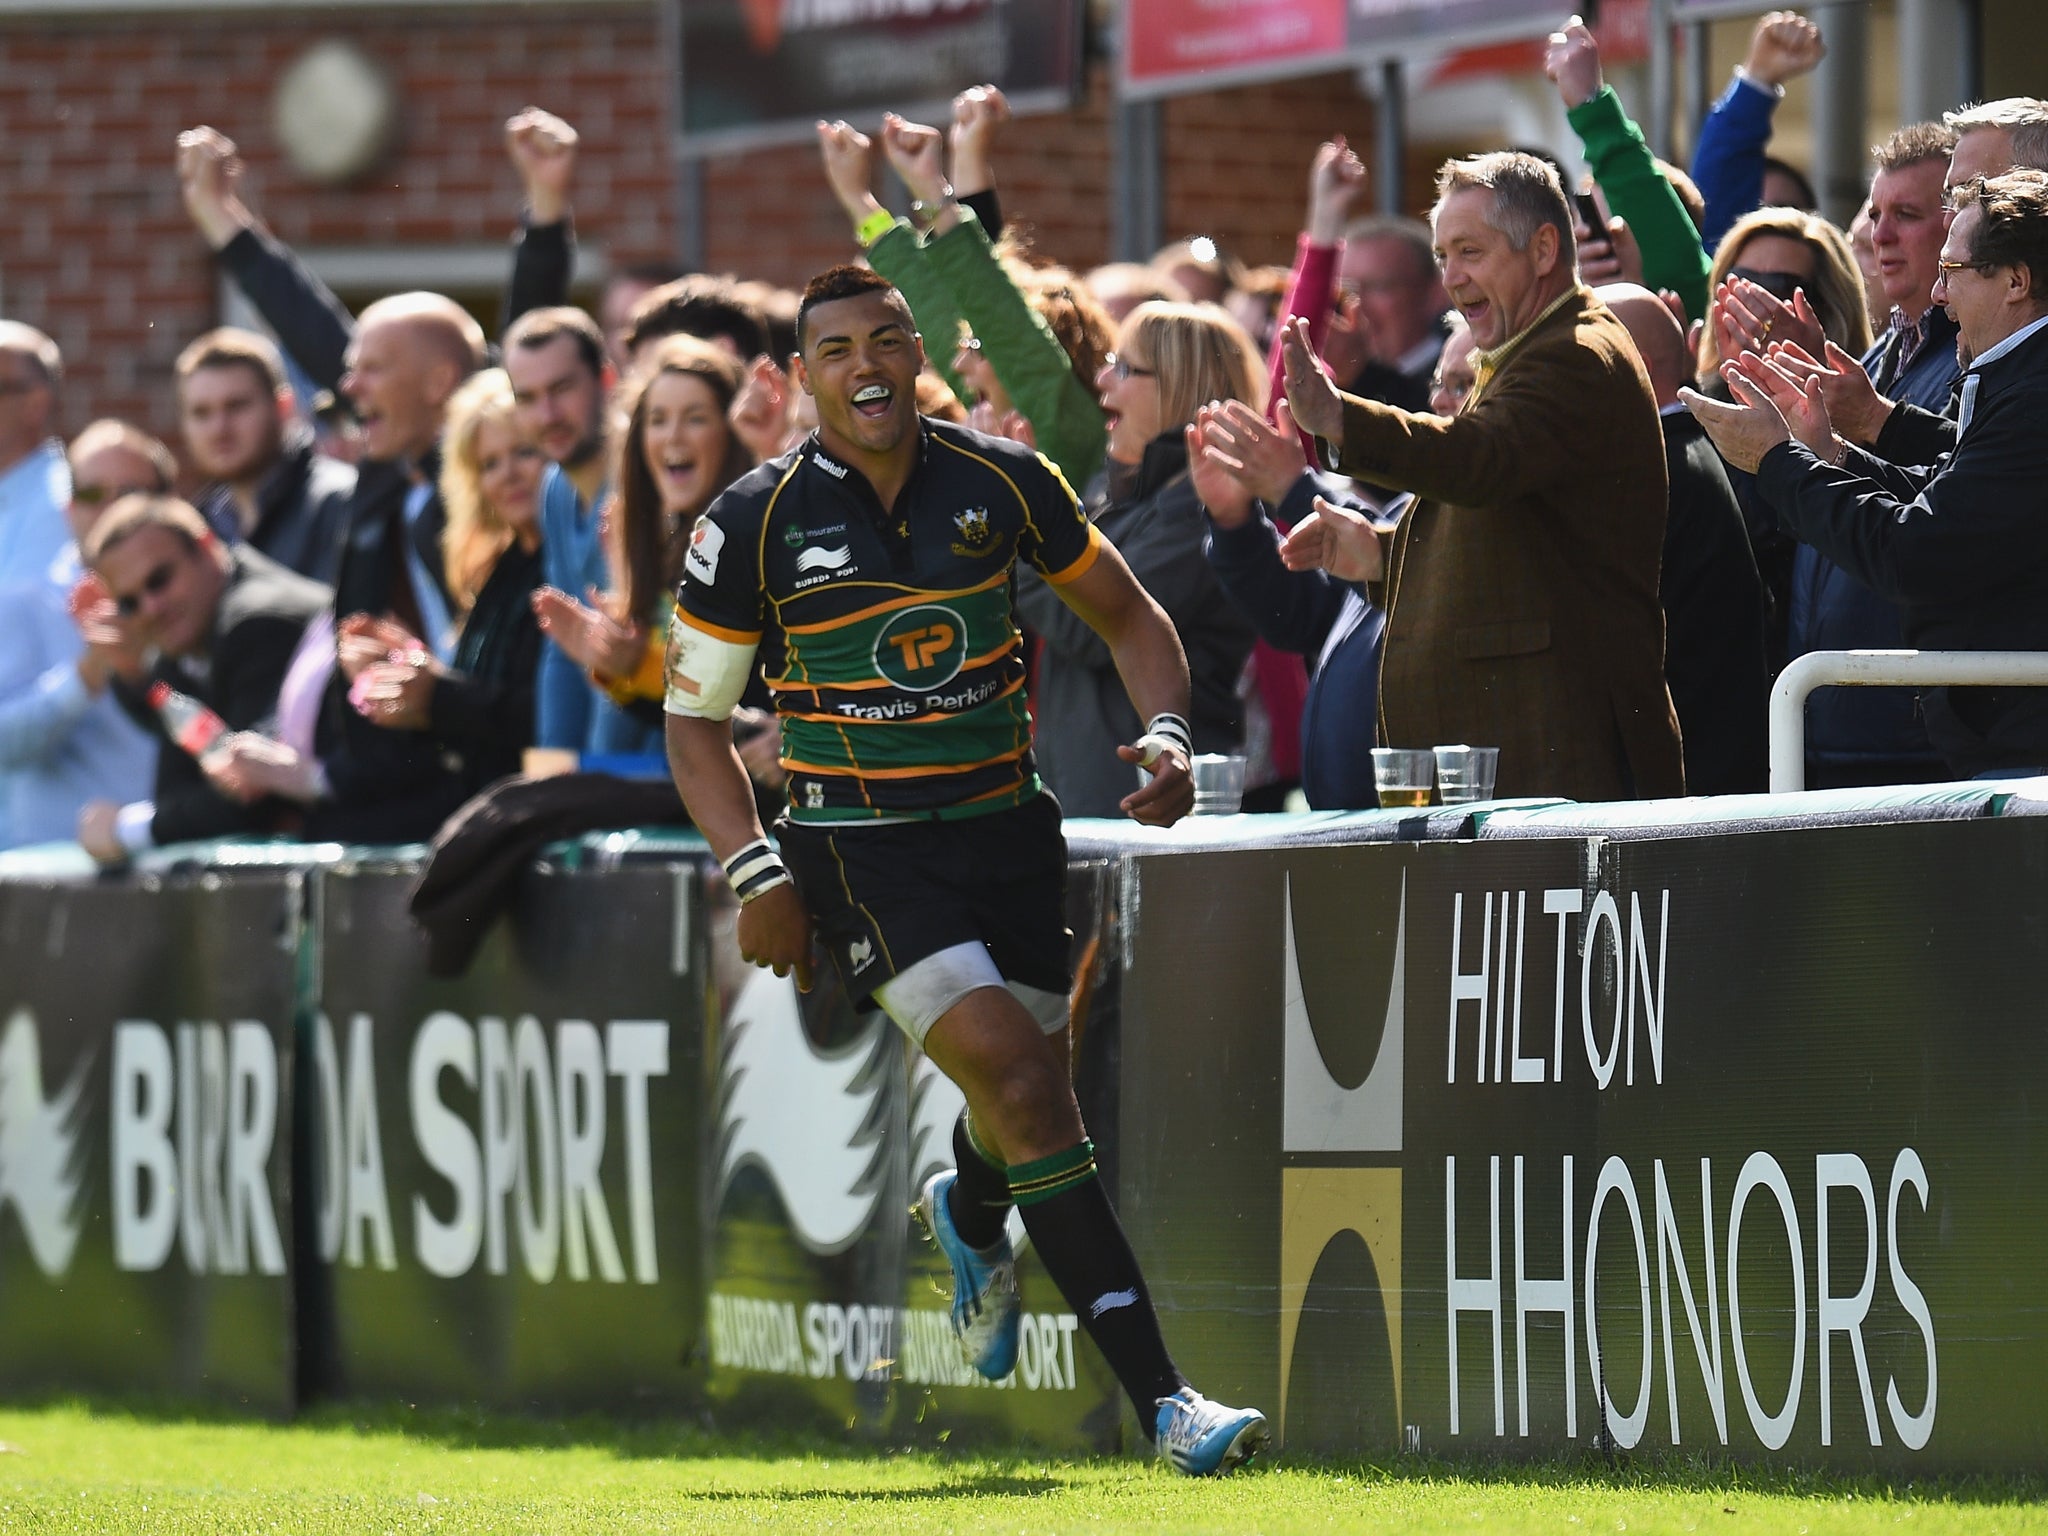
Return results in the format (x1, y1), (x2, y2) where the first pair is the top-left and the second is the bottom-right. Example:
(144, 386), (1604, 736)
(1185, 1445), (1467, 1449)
(873, 605), (967, 689)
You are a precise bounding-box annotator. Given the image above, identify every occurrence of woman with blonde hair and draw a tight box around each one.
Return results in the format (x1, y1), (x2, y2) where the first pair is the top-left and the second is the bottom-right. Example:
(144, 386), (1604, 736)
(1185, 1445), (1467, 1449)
(338, 367), (547, 793)
(1697, 206), (1873, 385)
(1014, 300), (1261, 815)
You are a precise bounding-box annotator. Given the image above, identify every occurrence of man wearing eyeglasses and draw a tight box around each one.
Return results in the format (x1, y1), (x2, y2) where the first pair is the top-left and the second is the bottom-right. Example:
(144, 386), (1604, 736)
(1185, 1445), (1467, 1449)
(72, 495), (327, 865)
(0, 422), (164, 849)
(1685, 169), (2048, 777)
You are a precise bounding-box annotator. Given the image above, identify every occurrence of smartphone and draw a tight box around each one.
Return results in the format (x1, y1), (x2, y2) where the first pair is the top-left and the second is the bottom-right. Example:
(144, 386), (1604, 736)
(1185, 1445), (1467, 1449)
(1572, 190), (1606, 236)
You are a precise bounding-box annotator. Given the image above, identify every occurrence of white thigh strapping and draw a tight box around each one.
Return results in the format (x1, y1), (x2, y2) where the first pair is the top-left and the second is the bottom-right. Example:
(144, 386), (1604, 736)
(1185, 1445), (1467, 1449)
(872, 941), (1069, 1045)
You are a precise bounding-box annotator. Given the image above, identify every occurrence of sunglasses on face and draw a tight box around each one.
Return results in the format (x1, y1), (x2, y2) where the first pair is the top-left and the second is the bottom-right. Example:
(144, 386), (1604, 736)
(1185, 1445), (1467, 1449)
(113, 560), (179, 618)
(71, 482), (157, 508)
(1729, 267), (1807, 303)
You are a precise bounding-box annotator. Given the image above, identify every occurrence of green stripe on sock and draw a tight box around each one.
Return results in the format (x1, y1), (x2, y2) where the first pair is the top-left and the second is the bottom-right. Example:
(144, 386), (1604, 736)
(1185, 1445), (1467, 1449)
(1007, 1140), (1098, 1207)
(963, 1114), (1003, 1171)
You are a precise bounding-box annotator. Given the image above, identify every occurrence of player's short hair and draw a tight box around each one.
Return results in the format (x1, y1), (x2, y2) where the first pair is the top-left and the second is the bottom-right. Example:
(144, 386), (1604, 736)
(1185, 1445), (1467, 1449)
(0, 320), (62, 391)
(81, 494), (213, 567)
(502, 305), (606, 377)
(67, 418), (177, 492)
(624, 273), (773, 360)
(1874, 121), (1960, 175)
(1435, 151), (1576, 269)
(1945, 97), (2048, 170)
(795, 266), (909, 354)
(174, 327), (287, 395)
(1951, 168), (2048, 292)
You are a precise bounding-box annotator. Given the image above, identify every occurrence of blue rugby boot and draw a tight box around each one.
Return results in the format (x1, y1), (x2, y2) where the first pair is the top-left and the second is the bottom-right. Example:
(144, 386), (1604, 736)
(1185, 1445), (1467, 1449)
(1155, 1387), (1271, 1476)
(915, 1169), (1020, 1379)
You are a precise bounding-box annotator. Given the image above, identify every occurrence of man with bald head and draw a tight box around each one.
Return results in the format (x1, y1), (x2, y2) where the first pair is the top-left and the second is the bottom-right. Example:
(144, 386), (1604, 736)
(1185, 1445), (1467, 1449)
(1600, 283), (1768, 792)
(178, 128), (477, 834)
(177, 130), (483, 644)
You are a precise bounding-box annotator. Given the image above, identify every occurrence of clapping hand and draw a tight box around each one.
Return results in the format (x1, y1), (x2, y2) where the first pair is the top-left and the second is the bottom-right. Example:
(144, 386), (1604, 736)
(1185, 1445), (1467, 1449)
(1279, 317), (1345, 445)
(204, 733), (322, 805)
(1765, 337), (1894, 444)
(1678, 373), (1792, 473)
(336, 611), (426, 682)
(732, 355), (797, 462)
(1713, 274), (1826, 366)
(68, 571), (145, 691)
(1279, 495), (1386, 583)
(967, 401), (1036, 450)
(532, 586), (646, 678)
(1726, 352), (1840, 459)
(1186, 410), (1256, 529)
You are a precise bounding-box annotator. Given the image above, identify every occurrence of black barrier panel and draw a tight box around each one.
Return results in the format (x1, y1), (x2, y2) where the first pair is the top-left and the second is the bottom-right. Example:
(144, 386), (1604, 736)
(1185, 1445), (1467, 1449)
(1595, 820), (2048, 1470)
(312, 858), (704, 1411)
(702, 855), (1121, 1451)
(1122, 838), (1607, 1457)
(0, 872), (300, 1412)
(1122, 821), (2048, 1472)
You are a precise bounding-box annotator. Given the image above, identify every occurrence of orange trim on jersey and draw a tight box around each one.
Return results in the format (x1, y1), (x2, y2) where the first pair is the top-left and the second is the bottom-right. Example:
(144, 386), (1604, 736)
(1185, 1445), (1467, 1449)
(673, 609), (763, 646)
(782, 741), (1032, 780)
(781, 569), (1010, 634)
(1042, 522), (1104, 586)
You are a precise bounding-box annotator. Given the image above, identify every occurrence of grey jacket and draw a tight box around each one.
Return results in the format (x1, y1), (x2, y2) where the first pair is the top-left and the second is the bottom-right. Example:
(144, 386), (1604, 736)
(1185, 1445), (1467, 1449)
(1015, 432), (1254, 818)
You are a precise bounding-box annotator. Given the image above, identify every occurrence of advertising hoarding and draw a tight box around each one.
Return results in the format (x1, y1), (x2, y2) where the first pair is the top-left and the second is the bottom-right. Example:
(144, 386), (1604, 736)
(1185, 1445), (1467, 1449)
(681, 0), (1083, 155)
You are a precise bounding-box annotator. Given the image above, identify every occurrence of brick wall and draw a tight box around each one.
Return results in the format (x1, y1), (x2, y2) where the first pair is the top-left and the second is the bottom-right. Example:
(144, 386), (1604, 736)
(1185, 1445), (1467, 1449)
(0, 7), (1421, 455)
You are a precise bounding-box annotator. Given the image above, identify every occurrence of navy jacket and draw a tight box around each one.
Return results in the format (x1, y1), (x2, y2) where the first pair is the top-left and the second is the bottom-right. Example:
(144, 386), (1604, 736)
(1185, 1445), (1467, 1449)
(1204, 473), (1384, 810)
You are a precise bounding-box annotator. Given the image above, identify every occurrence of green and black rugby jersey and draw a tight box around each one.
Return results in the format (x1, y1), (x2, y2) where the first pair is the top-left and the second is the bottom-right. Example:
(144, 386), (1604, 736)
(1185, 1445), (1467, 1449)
(672, 419), (1102, 823)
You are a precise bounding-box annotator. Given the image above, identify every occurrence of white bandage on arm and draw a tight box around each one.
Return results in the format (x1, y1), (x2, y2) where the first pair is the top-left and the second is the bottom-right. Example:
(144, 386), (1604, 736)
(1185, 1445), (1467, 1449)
(664, 609), (758, 721)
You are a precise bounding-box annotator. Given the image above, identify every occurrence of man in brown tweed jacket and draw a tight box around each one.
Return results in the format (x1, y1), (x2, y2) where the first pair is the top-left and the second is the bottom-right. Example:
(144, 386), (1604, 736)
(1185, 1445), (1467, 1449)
(1279, 151), (1684, 803)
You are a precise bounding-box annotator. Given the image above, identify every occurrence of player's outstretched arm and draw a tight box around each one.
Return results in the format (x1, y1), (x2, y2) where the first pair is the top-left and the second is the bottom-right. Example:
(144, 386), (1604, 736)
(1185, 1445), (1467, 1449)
(1048, 542), (1195, 826)
(667, 712), (815, 989)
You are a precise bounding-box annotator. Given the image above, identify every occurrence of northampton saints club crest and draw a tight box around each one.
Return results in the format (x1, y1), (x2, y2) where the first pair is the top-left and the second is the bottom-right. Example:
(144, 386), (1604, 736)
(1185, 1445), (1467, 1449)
(951, 506), (995, 558)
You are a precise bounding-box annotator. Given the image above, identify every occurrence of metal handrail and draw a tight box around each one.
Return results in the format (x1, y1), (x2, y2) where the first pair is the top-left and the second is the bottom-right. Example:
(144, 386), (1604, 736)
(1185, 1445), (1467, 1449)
(1768, 649), (2048, 792)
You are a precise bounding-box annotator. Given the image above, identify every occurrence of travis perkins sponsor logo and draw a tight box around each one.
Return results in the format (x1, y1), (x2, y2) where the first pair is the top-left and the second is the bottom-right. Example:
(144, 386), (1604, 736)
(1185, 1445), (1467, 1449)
(835, 673), (1006, 720)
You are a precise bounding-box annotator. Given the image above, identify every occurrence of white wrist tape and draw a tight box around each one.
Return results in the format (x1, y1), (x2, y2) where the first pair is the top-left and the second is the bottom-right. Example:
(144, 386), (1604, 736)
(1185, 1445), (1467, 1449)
(1135, 711), (1193, 767)
(722, 838), (792, 905)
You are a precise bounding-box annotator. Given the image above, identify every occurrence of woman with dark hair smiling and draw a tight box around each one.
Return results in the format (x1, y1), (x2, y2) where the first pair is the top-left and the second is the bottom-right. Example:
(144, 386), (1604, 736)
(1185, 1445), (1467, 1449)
(535, 335), (756, 737)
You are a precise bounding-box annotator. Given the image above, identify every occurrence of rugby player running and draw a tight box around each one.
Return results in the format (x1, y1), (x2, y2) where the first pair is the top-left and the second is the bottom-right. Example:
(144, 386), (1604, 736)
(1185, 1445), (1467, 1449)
(665, 264), (1268, 1474)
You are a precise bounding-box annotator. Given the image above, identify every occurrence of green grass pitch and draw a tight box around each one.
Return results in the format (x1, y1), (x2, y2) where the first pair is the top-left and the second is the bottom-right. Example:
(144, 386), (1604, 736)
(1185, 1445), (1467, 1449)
(0, 1400), (2044, 1533)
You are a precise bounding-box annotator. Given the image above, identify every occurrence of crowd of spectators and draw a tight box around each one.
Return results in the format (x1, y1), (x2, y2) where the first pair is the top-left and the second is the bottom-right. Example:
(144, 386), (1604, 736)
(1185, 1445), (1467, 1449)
(3, 15), (2047, 864)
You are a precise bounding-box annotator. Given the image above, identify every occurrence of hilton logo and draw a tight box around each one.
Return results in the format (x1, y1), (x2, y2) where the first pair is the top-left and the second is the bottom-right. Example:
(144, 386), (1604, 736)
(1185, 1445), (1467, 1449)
(1279, 871), (1406, 1448)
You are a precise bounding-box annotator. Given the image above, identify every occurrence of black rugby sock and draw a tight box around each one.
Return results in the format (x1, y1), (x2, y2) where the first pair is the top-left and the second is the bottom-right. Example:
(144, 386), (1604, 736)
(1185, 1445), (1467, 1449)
(1011, 1140), (1185, 1432)
(946, 1112), (1012, 1252)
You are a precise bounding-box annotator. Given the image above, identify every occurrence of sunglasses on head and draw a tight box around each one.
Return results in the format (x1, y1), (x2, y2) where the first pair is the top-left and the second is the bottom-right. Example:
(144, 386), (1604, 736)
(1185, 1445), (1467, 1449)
(1730, 267), (1807, 303)
(113, 560), (178, 618)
